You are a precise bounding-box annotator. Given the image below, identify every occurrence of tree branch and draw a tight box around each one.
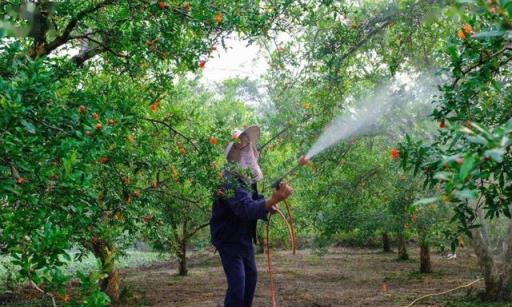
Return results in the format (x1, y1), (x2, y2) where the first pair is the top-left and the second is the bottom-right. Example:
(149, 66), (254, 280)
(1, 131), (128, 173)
(72, 47), (103, 67)
(140, 117), (199, 151)
(30, 281), (57, 307)
(333, 18), (393, 71)
(186, 222), (210, 240)
(36, 0), (116, 57)
(452, 46), (512, 87)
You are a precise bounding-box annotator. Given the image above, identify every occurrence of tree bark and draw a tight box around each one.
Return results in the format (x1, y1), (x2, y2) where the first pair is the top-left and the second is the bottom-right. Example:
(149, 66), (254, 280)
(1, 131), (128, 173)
(177, 219), (188, 276)
(382, 232), (391, 252)
(92, 239), (120, 303)
(467, 201), (512, 301)
(397, 234), (409, 260)
(178, 240), (188, 276)
(419, 243), (432, 273)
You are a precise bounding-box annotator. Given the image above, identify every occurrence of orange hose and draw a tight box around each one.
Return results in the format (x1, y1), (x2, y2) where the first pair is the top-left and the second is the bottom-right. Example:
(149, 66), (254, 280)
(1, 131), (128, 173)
(283, 200), (296, 255)
(274, 207), (295, 255)
(265, 201), (296, 307)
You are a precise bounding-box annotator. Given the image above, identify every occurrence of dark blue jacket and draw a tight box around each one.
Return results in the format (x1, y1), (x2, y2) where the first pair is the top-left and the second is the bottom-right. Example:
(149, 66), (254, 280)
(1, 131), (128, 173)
(210, 174), (268, 249)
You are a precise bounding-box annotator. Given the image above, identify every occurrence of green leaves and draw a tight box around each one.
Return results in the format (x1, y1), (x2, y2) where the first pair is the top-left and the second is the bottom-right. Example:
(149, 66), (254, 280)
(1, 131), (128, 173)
(0, 0), (291, 301)
(62, 151), (78, 178)
(398, 0), (512, 239)
(458, 153), (476, 181)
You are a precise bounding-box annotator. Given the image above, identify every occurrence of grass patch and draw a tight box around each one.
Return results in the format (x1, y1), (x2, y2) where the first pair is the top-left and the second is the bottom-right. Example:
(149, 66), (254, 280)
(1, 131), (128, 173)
(67, 250), (173, 275)
(0, 250), (172, 283)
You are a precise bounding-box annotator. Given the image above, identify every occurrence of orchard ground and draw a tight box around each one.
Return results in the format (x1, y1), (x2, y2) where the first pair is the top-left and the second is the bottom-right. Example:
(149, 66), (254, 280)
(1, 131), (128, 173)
(2, 246), (510, 307)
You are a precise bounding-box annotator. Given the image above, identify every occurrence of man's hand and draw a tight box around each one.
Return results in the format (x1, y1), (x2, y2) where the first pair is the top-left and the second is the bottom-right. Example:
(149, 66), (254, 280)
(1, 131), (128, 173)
(265, 183), (292, 212)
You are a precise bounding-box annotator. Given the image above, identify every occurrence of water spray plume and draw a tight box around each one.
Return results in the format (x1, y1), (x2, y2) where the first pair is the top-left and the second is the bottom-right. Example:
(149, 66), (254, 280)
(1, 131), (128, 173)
(270, 72), (439, 188)
(305, 72), (439, 160)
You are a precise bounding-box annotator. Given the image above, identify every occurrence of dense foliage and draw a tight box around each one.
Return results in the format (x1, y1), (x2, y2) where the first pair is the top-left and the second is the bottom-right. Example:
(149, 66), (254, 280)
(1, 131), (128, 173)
(2, 0), (512, 305)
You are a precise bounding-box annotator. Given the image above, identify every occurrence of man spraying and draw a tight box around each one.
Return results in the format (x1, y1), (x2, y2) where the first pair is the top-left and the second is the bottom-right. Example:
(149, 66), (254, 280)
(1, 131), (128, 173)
(210, 125), (292, 307)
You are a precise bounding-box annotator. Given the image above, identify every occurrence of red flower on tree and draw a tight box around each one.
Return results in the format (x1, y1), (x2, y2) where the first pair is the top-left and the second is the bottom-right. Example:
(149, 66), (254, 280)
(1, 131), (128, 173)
(390, 148), (400, 160)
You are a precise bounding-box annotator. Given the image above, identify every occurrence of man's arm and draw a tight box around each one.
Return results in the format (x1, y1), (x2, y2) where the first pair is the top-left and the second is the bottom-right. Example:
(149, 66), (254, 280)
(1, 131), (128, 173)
(226, 183), (292, 220)
(226, 187), (268, 220)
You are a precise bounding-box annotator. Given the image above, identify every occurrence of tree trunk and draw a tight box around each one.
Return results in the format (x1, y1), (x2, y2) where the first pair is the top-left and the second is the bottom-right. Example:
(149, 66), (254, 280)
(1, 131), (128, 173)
(420, 243), (432, 273)
(177, 219), (188, 276)
(92, 239), (120, 303)
(178, 240), (188, 276)
(102, 266), (120, 303)
(470, 227), (512, 301)
(397, 234), (409, 260)
(382, 232), (391, 252)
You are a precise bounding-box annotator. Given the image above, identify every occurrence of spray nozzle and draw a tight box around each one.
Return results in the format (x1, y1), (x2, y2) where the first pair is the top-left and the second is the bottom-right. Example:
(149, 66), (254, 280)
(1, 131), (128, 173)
(298, 155), (309, 166)
(271, 155), (309, 190)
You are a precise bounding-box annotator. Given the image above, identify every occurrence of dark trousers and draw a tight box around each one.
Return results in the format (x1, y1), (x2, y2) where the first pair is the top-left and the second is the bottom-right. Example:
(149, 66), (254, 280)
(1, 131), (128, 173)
(218, 244), (258, 307)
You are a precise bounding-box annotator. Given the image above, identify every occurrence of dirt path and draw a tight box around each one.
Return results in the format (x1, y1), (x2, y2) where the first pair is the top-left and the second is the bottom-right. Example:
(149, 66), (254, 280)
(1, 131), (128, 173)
(120, 247), (483, 307)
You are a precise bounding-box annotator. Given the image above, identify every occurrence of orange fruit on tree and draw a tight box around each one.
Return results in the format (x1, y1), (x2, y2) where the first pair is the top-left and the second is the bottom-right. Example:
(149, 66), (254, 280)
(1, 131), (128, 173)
(463, 24), (472, 34)
(209, 136), (217, 145)
(158, 1), (166, 9)
(108, 119), (115, 125)
(92, 112), (99, 120)
(79, 105), (87, 114)
(457, 30), (466, 40)
(150, 100), (160, 112)
(132, 190), (141, 198)
(198, 60), (206, 69)
(214, 12), (223, 24)
(99, 156), (109, 164)
(122, 177), (130, 185)
(96, 123), (102, 131)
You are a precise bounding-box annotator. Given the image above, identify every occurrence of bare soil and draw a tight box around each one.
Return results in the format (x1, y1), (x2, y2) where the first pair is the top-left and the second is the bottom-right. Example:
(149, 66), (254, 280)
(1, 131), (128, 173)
(118, 247), (487, 307)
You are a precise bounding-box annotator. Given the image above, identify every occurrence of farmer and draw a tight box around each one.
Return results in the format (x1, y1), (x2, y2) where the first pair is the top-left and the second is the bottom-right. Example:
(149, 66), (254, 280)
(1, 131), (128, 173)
(210, 125), (292, 307)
